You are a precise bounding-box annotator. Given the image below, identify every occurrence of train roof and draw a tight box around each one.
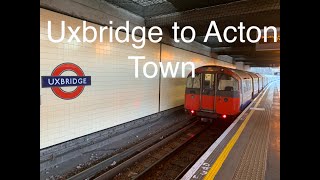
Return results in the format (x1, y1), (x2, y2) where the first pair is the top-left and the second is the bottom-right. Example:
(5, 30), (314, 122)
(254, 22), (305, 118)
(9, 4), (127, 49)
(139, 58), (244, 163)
(255, 73), (263, 78)
(191, 65), (252, 79)
(231, 69), (252, 79)
(245, 71), (259, 78)
(189, 65), (273, 81)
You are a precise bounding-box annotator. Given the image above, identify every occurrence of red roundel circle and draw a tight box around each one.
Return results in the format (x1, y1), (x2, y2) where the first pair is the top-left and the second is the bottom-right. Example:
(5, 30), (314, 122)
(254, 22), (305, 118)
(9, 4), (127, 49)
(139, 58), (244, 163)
(51, 63), (85, 100)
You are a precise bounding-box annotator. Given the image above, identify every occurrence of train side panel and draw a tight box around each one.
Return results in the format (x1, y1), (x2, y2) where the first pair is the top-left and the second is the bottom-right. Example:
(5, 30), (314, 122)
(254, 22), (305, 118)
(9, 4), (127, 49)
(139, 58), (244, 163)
(185, 93), (200, 111)
(215, 94), (241, 115)
(240, 79), (253, 110)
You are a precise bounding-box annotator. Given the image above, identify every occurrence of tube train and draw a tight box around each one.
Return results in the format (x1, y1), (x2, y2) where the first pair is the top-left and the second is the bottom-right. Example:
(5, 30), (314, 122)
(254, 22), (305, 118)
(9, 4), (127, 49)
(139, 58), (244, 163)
(184, 65), (278, 119)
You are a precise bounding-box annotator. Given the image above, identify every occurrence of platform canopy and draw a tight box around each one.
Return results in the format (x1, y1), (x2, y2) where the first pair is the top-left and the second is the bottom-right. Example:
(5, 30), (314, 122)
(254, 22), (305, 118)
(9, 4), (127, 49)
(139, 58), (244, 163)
(105, 0), (280, 67)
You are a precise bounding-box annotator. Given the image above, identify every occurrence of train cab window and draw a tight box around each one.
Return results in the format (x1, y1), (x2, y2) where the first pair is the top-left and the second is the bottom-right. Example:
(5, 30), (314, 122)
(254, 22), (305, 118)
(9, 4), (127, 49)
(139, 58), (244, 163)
(193, 74), (201, 88)
(186, 73), (201, 88)
(203, 74), (214, 89)
(217, 74), (238, 91)
(186, 76), (193, 88)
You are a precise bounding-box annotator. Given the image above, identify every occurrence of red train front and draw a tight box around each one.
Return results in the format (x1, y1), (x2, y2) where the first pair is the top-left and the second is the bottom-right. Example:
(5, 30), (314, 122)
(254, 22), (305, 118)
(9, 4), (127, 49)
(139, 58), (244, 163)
(184, 66), (255, 119)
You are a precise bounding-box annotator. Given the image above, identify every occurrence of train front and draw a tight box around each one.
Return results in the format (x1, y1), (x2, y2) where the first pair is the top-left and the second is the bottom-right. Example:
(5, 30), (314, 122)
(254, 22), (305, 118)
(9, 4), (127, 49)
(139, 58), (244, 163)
(184, 66), (241, 119)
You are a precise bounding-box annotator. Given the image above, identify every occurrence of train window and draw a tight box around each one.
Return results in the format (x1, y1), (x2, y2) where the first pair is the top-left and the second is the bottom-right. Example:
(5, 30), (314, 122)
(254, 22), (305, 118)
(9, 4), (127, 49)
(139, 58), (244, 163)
(242, 79), (252, 92)
(218, 74), (238, 91)
(242, 81), (247, 92)
(186, 76), (193, 88)
(254, 79), (258, 88)
(247, 79), (252, 91)
(193, 73), (201, 88)
(203, 74), (214, 89)
(186, 73), (201, 88)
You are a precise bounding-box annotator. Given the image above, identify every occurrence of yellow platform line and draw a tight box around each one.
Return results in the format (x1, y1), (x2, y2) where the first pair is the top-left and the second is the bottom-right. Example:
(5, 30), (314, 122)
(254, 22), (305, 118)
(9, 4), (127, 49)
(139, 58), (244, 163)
(204, 85), (270, 180)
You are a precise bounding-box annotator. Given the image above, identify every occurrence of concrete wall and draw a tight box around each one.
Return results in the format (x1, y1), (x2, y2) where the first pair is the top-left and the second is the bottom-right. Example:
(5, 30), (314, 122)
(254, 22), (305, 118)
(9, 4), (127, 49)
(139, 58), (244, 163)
(40, 8), (235, 149)
(160, 28), (215, 58)
(217, 55), (233, 64)
(235, 62), (244, 70)
(40, 0), (145, 30)
(244, 65), (250, 71)
(250, 67), (275, 75)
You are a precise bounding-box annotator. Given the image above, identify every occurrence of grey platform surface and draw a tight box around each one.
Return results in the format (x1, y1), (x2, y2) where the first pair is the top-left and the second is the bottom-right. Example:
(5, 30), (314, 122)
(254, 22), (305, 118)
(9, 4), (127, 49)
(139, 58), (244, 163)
(182, 81), (280, 180)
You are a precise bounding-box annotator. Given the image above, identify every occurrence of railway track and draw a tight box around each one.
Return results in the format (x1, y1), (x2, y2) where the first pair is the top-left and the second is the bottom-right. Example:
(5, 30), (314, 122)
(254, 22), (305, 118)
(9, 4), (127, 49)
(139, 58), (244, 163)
(130, 128), (219, 180)
(66, 117), (199, 180)
(95, 119), (230, 180)
(66, 117), (231, 180)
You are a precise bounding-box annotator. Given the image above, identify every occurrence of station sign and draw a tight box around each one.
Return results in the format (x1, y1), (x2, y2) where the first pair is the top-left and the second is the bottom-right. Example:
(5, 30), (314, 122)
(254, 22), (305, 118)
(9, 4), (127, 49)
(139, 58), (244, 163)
(41, 63), (91, 100)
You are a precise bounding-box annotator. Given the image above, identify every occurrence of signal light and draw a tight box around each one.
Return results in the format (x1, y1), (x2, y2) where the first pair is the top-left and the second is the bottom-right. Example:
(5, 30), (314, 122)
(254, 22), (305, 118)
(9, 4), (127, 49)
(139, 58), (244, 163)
(191, 110), (195, 114)
(222, 114), (227, 118)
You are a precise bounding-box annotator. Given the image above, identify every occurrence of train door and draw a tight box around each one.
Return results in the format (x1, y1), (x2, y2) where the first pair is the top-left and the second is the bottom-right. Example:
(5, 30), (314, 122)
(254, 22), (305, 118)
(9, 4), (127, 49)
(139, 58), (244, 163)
(200, 73), (216, 112)
(185, 73), (201, 110)
(216, 73), (241, 115)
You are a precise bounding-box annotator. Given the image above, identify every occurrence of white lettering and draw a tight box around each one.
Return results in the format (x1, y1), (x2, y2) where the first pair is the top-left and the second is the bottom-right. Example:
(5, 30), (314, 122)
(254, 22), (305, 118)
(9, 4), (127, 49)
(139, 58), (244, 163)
(128, 56), (145, 78)
(48, 79), (54, 85)
(264, 26), (278, 42)
(143, 62), (158, 78)
(54, 79), (60, 85)
(78, 78), (83, 84)
(238, 22), (245, 43)
(115, 21), (130, 43)
(247, 26), (261, 43)
(204, 21), (222, 42)
(181, 26), (196, 43)
(132, 26), (146, 49)
(83, 21), (97, 43)
(48, 20), (278, 47)
(182, 62), (195, 78)
(99, 26), (108, 42)
(159, 62), (180, 78)
(148, 26), (163, 43)
(68, 26), (81, 42)
(109, 21), (113, 42)
(48, 21), (65, 43)
(223, 26), (237, 43)
(172, 22), (180, 43)
(129, 58), (194, 79)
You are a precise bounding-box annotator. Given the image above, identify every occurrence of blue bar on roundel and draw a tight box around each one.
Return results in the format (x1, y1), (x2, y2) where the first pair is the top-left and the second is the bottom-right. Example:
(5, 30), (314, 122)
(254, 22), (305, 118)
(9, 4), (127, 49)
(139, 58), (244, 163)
(41, 76), (91, 88)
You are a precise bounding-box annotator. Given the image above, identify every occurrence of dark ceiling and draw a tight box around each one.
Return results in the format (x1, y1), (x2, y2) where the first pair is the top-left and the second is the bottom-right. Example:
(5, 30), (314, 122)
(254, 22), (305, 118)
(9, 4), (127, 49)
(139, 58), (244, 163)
(105, 0), (280, 67)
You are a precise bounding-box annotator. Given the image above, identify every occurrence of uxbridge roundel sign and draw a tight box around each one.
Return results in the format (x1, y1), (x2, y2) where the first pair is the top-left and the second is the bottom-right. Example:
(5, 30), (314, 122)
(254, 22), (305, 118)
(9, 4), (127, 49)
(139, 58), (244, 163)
(41, 63), (91, 100)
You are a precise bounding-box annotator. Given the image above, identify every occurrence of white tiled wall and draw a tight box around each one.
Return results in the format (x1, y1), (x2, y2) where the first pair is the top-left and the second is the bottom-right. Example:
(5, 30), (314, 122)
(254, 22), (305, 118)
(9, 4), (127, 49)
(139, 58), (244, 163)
(40, 8), (235, 149)
(40, 9), (160, 148)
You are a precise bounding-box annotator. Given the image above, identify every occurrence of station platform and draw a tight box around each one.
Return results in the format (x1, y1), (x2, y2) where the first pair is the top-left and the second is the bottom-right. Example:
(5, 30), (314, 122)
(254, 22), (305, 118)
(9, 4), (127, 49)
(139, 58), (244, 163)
(182, 81), (280, 180)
